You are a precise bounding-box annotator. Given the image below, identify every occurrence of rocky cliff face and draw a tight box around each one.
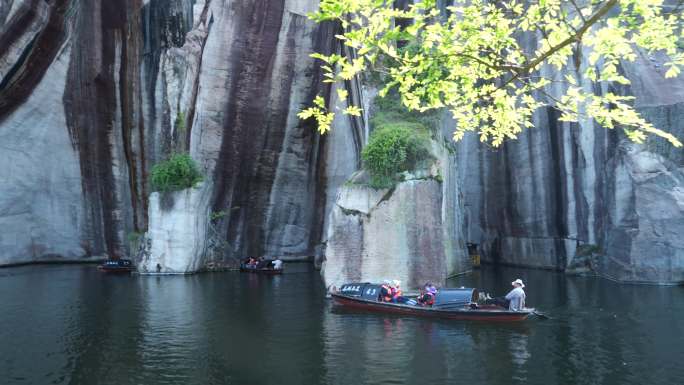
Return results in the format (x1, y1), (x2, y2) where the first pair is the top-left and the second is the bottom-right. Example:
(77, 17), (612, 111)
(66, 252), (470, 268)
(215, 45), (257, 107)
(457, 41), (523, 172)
(455, 47), (684, 284)
(137, 185), (210, 273)
(324, 181), (406, 289)
(0, 0), (340, 269)
(1, 1), (682, 284)
(322, 146), (469, 289)
(321, 101), (471, 288)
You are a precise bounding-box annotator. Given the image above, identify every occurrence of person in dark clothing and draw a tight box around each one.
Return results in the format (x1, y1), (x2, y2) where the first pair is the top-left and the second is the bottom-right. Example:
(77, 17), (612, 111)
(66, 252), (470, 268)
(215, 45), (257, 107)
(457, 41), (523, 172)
(487, 296), (510, 308)
(256, 257), (268, 269)
(380, 281), (393, 302)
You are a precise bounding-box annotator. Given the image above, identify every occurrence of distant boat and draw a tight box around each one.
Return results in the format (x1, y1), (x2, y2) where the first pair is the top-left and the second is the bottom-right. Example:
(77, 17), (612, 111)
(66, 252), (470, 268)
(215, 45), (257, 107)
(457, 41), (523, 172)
(239, 263), (283, 275)
(97, 259), (135, 273)
(331, 283), (534, 322)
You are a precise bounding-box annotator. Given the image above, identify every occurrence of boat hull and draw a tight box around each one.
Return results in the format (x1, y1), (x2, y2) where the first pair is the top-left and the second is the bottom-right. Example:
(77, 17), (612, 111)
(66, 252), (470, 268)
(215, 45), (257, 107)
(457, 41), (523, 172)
(331, 293), (532, 322)
(239, 266), (283, 275)
(97, 266), (135, 274)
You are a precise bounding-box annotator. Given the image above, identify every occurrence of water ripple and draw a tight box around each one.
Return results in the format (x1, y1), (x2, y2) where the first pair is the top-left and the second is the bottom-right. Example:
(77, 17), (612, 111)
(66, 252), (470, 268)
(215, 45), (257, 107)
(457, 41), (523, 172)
(0, 265), (683, 385)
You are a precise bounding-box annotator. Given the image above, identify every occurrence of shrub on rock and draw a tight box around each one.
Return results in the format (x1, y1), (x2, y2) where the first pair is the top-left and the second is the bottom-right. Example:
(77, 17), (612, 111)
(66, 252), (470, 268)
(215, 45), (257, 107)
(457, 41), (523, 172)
(150, 153), (203, 192)
(362, 124), (430, 189)
(361, 94), (433, 189)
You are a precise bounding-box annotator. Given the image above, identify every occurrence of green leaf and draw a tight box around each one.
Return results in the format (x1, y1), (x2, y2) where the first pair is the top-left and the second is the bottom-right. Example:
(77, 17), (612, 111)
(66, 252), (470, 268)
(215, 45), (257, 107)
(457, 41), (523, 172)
(298, 0), (683, 147)
(665, 65), (680, 79)
(343, 105), (363, 116)
(336, 88), (349, 100)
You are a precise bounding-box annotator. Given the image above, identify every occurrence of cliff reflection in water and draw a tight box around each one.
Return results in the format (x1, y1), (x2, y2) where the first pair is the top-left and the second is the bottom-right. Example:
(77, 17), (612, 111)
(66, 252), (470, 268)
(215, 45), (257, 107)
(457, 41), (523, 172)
(0, 264), (682, 385)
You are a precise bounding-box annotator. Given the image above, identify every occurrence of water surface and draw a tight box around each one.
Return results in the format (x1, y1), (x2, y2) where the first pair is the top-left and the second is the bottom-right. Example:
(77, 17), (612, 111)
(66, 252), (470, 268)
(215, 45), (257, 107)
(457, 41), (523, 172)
(1, 264), (682, 384)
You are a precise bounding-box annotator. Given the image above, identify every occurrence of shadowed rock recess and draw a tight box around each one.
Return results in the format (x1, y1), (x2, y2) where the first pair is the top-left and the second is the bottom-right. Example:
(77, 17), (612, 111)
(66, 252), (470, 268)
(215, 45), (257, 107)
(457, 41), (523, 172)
(0, 1), (682, 284)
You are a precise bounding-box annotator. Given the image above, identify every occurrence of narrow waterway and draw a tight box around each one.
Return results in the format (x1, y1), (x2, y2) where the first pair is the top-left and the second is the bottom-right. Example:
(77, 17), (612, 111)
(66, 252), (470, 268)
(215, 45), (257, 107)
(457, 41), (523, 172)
(1, 264), (682, 385)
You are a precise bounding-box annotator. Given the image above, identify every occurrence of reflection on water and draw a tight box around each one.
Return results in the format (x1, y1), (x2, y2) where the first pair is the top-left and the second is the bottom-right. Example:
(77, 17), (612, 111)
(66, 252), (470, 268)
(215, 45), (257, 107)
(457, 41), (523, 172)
(0, 264), (682, 385)
(322, 306), (537, 384)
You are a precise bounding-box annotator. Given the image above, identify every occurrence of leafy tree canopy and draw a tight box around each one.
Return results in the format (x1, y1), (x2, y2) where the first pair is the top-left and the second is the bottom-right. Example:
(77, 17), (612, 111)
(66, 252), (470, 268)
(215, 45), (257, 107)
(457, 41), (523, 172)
(298, 0), (684, 147)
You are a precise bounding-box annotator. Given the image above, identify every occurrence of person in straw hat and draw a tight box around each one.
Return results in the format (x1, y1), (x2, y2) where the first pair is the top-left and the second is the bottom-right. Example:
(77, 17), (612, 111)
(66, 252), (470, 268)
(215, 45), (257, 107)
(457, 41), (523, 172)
(504, 279), (526, 311)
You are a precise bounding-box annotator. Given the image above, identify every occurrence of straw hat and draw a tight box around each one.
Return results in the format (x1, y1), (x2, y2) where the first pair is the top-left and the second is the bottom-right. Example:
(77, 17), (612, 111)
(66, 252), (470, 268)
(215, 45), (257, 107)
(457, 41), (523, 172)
(511, 278), (525, 288)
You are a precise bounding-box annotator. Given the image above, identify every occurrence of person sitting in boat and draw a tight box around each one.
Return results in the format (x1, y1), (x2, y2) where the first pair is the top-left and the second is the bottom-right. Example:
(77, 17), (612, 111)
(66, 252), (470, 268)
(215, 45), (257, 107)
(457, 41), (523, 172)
(390, 280), (410, 304)
(418, 282), (437, 307)
(505, 279), (526, 311)
(484, 279), (526, 310)
(246, 257), (257, 267)
(256, 257), (269, 269)
(380, 280), (393, 302)
(426, 282), (437, 294)
(272, 258), (283, 270)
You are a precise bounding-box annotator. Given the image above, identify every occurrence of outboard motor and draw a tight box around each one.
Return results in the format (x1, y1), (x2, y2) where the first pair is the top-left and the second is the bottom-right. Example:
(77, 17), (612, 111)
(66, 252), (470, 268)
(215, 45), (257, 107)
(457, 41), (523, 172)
(433, 288), (479, 309)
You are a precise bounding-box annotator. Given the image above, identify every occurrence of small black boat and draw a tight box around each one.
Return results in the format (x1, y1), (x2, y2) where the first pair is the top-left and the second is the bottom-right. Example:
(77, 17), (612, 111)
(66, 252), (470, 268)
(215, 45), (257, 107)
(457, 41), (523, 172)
(239, 264), (283, 275)
(97, 259), (135, 273)
(331, 283), (534, 322)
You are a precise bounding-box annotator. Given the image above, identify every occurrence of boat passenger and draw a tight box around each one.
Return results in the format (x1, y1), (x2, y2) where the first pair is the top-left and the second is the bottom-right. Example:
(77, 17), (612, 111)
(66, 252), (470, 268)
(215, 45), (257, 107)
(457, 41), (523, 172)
(426, 282), (437, 295)
(418, 282), (437, 306)
(390, 280), (409, 304)
(505, 279), (526, 311)
(380, 280), (393, 302)
(256, 257), (268, 269)
(272, 258), (283, 270)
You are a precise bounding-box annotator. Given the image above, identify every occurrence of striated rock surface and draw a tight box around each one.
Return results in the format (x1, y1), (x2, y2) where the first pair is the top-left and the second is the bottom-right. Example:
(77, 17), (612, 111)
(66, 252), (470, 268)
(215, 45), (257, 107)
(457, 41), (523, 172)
(456, 44), (684, 283)
(0, 0), (342, 270)
(0, 0), (200, 265)
(323, 179), (448, 290)
(0, 42), (86, 264)
(322, 138), (470, 289)
(598, 144), (684, 282)
(0, 0), (682, 283)
(138, 185), (210, 274)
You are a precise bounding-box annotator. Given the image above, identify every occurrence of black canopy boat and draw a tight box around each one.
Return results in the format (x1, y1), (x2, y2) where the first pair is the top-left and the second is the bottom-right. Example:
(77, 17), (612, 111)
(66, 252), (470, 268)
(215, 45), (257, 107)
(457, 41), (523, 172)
(97, 258), (135, 273)
(239, 263), (283, 275)
(331, 283), (535, 322)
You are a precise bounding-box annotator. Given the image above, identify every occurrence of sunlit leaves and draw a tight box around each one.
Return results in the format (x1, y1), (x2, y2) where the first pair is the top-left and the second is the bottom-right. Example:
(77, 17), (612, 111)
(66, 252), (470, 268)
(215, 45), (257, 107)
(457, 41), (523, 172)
(336, 88), (349, 101)
(299, 0), (684, 147)
(343, 105), (363, 116)
(665, 65), (681, 78)
(298, 95), (335, 134)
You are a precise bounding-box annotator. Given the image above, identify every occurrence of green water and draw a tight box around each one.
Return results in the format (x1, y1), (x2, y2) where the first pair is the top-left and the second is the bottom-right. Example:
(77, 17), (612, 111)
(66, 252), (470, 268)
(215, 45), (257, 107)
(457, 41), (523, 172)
(1, 264), (682, 384)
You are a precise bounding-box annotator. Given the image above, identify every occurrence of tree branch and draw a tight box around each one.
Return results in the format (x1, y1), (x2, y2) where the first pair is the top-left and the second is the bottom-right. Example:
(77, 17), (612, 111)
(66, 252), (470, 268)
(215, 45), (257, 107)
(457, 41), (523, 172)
(568, 0), (588, 23)
(521, 0), (618, 74)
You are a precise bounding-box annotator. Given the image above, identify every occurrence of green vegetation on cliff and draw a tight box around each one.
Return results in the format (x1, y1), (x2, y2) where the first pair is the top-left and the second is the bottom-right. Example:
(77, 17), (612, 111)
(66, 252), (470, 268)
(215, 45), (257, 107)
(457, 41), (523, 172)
(150, 153), (203, 192)
(362, 94), (432, 188)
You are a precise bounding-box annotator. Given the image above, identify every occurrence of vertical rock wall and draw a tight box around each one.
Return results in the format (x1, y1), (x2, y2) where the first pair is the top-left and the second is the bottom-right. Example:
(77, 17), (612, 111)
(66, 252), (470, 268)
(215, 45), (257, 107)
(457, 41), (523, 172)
(0, 0), (347, 271)
(0, 0), (203, 265)
(322, 137), (470, 289)
(184, 0), (337, 267)
(1, 1), (681, 283)
(456, 44), (684, 284)
(138, 185), (211, 273)
(323, 178), (455, 289)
